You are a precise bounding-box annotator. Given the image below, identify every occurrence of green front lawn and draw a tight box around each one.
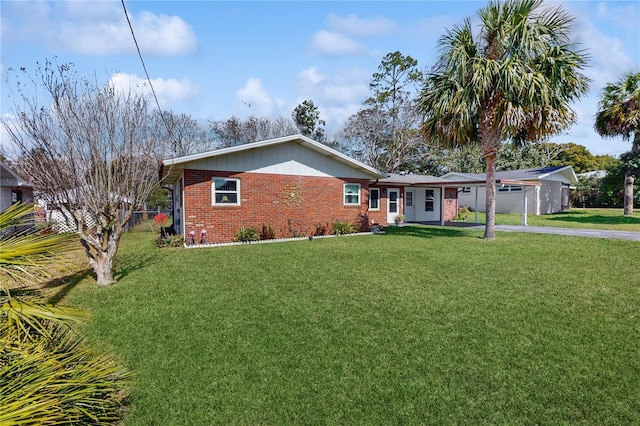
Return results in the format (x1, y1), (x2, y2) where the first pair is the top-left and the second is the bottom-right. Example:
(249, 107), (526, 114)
(62, 227), (639, 425)
(461, 208), (640, 231)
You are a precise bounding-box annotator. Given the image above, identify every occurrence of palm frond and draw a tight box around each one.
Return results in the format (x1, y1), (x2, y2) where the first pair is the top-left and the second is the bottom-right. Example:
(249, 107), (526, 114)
(0, 203), (76, 289)
(595, 72), (640, 140)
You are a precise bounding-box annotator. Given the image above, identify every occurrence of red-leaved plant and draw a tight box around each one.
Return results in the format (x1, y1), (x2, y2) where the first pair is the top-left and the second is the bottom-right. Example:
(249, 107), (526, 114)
(153, 213), (168, 227)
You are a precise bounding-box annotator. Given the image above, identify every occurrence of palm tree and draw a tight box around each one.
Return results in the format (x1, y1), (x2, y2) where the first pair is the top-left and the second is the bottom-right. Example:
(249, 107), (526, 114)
(419, 0), (589, 239)
(1, 203), (130, 424)
(594, 72), (640, 216)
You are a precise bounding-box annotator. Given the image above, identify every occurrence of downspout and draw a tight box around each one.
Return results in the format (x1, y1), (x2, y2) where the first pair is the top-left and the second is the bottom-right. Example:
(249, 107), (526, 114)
(522, 187), (528, 226)
(181, 174), (186, 236)
(440, 186), (445, 226)
(474, 187), (479, 224)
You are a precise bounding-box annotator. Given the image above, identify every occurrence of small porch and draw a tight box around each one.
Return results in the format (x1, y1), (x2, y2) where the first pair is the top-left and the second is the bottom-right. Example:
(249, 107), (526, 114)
(373, 173), (541, 227)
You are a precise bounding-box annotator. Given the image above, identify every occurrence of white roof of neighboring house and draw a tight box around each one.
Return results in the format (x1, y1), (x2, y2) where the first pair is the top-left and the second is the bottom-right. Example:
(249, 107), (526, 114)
(162, 134), (387, 183)
(577, 170), (607, 179)
(0, 161), (33, 188)
(442, 165), (578, 185)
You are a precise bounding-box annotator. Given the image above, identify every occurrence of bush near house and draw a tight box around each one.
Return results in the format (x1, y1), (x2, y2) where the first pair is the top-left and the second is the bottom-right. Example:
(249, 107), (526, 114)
(330, 220), (358, 235)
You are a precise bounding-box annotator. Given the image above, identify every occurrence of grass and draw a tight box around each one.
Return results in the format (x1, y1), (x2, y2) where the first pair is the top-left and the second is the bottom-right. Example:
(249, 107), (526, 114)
(460, 208), (640, 231)
(59, 226), (639, 425)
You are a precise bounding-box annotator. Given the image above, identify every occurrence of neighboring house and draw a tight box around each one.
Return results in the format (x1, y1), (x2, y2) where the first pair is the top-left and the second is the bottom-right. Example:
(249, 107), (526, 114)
(442, 166), (578, 215)
(36, 189), (141, 233)
(0, 161), (33, 212)
(161, 135), (464, 244)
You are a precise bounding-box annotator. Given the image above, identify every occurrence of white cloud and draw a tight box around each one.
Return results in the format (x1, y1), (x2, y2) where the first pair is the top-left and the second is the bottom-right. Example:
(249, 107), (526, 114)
(296, 67), (370, 127)
(236, 78), (281, 116)
(298, 67), (327, 86)
(310, 30), (365, 56)
(570, 7), (635, 90)
(325, 13), (397, 37)
(1, 1), (197, 56)
(108, 73), (199, 109)
(595, 2), (640, 34)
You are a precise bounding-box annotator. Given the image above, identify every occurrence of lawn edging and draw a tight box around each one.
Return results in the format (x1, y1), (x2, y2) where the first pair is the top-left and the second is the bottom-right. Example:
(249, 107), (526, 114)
(183, 231), (377, 249)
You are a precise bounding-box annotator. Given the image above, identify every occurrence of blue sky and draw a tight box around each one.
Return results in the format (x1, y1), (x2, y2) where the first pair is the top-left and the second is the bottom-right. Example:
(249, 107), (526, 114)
(2, 0), (639, 157)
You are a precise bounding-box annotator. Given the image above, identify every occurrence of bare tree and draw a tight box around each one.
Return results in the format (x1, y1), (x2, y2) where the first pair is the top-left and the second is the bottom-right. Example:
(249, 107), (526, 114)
(152, 110), (214, 157)
(341, 106), (390, 169)
(210, 115), (298, 147)
(2, 60), (167, 287)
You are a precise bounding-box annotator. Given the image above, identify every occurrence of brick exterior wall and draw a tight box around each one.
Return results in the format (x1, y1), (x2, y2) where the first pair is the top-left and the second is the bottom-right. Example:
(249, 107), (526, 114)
(184, 169), (383, 243)
(182, 169), (460, 243)
(443, 188), (459, 221)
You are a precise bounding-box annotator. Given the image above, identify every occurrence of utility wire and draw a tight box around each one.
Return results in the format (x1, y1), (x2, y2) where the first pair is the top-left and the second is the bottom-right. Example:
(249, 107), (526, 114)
(120, 0), (172, 135)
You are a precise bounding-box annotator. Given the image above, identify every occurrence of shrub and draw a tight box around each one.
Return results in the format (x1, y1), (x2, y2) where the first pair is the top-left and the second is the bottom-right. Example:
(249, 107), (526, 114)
(235, 226), (259, 242)
(331, 220), (357, 235)
(456, 205), (470, 221)
(314, 223), (328, 236)
(155, 235), (184, 248)
(153, 213), (169, 227)
(259, 223), (276, 240)
(286, 218), (303, 238)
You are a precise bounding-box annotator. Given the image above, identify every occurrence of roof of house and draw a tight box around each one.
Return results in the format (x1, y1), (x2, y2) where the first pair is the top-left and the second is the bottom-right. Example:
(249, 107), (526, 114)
(0, 161), (33, 188)
(161, 134), (387, 183)
(376, 173), (451, 186)
(441, 165), (578, 184)
(577, 170), (607, 179)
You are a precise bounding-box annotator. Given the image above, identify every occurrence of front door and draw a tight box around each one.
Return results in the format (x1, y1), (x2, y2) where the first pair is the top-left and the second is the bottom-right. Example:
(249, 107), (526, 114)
(387, 188), (400, 224)
(404, 189), (415, 222)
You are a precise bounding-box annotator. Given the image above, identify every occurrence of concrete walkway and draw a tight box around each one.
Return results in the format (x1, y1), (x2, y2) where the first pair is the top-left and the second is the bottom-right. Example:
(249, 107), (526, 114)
(490, 225), (639, 241)
(418, 221), (639, 241)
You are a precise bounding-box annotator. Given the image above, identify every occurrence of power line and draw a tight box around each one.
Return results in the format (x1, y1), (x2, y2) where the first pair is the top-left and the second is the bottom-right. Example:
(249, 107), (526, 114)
(120, 0), (172, 134)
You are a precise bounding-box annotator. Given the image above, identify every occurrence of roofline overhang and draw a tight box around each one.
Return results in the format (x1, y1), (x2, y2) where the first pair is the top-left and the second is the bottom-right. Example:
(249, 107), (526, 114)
(161, 134), (387, 183)
(372, 179), (542, 187)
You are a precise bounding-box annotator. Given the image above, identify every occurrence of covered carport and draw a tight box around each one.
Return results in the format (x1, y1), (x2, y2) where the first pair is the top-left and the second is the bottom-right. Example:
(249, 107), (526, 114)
(435, 179), (542, 226)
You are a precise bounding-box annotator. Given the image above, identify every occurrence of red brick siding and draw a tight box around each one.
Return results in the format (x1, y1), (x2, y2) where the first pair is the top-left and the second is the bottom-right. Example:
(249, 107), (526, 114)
(183, 169), (376, 243)
(443, 188), (458, 221)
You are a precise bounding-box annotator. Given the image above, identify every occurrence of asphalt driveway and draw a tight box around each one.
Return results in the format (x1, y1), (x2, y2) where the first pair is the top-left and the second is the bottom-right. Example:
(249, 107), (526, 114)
(492, 225), (640, 241)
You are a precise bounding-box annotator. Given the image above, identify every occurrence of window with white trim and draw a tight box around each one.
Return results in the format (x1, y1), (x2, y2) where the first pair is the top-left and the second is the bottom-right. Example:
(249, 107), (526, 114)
(344, 183), (361, 205)
(212, 178), (240, 205)
(498, 185), (522, 192)
(425, 189), (435, 212)
(405, 191), (413, 207)
(369, 188), (380, 210)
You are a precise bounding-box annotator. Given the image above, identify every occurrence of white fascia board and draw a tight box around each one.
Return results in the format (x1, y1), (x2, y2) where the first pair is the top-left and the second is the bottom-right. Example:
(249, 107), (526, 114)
(538, 166), (578, 184)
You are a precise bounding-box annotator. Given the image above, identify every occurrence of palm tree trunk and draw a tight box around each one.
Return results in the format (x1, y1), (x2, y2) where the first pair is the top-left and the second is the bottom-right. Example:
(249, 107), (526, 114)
(480, 104), (500, 240)
(623, 133), (639, 216)
(484, 149), (497, 239)
(623, 174), (634, 216)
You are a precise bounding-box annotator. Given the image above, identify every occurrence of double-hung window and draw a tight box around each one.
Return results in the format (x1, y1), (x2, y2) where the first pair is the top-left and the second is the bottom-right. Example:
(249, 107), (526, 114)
(344, 183), (361, 205)
(369, 188), (380, 210)
(212, 178), (240, 205)
(425, 189), (435, 212)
